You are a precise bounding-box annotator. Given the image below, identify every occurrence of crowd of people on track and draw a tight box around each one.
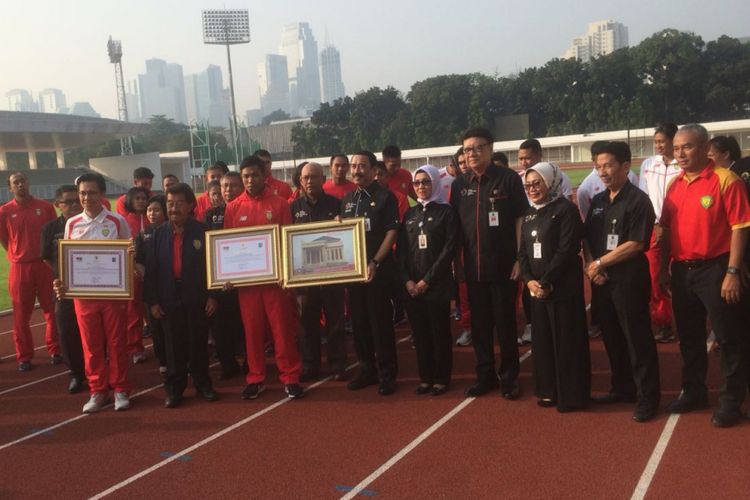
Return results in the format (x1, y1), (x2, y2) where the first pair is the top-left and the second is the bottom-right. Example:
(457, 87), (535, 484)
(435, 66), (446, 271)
(2, 122), (750, 427)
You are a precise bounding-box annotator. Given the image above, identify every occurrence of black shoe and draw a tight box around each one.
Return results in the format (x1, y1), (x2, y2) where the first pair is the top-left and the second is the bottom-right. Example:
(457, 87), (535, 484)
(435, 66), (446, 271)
(17, 361), (32, 372)
(196, 388), (219, 402)
(68, 378), (86, 394)
(666, 393), (709, 414)
(378, 380), (396, 396)
(537, 398), (556, 408)
(464, 380), (497, 398)
(241, 383), (265, 400)
(431, 384), (448, 396)
(347, 373), (378, 391)
(285, 383), (304, 399)
(164, 395), (182, 408)
(711, 408), (742, 428)
(591, 391), (637, 404)
(633, 402), (658, 422)
(299, 370), (319, 383)
(415, 384), (432, 395)
(501, 380), (520, 400)
(219, 364), (240, 381)
(50, 354), (64, 365)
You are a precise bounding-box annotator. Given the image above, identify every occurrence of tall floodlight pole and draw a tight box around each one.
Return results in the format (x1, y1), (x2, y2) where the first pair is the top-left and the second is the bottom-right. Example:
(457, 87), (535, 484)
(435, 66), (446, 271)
(202, 9), (250, 168)
(107, 36), (133, 156)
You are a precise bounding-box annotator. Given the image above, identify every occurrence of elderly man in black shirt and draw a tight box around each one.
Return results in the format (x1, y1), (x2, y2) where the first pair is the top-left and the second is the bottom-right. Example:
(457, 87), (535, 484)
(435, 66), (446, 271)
(450, 128), (528, 399)
(341, 150), (400, 395)
(584, 141), (660, 422)
(291, 162), (348, 381)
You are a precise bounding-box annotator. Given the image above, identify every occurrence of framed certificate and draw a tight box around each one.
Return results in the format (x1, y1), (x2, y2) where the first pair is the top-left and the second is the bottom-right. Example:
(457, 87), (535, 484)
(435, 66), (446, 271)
(281, 218), (367, 288)
(205, 224), (281, 289)
(58, 240), (133, 299)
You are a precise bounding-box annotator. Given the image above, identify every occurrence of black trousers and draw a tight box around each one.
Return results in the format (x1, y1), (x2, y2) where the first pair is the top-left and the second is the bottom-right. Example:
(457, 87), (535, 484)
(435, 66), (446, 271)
(213, 289), (244, 371)
(671, 258), (748, 409)
(145, 305), (166, 367)
(593, 261), (660, 405)
(55, 299), (84, 381)
(162, 301), (213, 397)
(405, 298), (452, 386)
(531, 297), (591, 409)
(466, 280), (520, 386)
(348, 271), (397, 382)
(522, 286), (532, 328)
(298, 285), (346, 373)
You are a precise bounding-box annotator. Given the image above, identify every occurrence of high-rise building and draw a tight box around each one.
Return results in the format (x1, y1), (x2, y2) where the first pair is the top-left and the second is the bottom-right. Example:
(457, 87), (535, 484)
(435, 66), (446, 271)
(280, 22), (322, 116)
(38, 88), (67, 114)
(69, 102), (100, 118)
(564, 20), (629, 62)
(125, 79), (141, 122)
(185, 65), (230, 126)
(319, 45), (346, 104)
(245, 108), (263, 127)
(138, 58), (187, 123)
(258, 54), (291, 116)
(6, 89), (37, 112)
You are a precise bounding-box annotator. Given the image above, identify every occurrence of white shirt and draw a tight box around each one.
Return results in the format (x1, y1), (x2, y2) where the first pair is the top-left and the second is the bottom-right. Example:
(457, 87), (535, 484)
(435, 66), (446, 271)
(436, 167), (455, 204)
(65, 208), (131, 240)
(519, 168), (573, 199)
(576, 168), (639, 219)
(637, 155), (681, 221)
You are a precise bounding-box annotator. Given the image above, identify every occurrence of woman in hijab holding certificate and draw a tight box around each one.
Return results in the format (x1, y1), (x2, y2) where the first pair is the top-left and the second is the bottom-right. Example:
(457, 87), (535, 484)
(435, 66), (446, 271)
(397, 165), (458, 396)
(518, 162), (591, 412)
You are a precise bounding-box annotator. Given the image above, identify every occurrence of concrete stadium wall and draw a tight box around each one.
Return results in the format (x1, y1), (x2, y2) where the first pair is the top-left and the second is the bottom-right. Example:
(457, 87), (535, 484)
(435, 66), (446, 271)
(89, 152), (162, 187)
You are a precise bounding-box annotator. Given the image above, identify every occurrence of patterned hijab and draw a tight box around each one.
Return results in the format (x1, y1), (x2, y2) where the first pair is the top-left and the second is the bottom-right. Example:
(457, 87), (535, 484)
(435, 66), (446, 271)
(525, 162), (564, 209)
(413, 165), (443, 207)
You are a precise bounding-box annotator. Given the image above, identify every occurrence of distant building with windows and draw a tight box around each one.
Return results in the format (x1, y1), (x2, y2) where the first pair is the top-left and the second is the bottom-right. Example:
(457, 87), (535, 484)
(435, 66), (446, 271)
(185, 65), (230, 126)
(280, 22), (322, 116)
(564, 20), (629, 62)
(320, 45), (346, 104)
(38, 89), (67, 114)
(138, 58), (187, 123)
(6, 89), (37, 112)
(258, 54), (291, 116)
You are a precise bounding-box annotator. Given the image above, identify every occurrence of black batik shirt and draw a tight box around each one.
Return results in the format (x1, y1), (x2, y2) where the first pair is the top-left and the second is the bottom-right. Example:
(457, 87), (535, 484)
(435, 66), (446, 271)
(40, 215), (67, 278)
(290, 192), (340, 224)
(204, 205), (226, 231)
(341, 181), (399, 261)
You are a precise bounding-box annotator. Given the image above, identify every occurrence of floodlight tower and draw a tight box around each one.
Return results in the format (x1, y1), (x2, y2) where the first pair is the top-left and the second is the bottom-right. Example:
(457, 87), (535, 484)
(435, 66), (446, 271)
(107, 36), (133, 156)
(202, 9), (250, 167)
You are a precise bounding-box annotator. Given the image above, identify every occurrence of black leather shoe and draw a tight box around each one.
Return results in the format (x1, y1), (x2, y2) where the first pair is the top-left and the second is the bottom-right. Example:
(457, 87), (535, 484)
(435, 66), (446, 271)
(501, 380), (520, 400)
(537, 398), (556, 408)
(165, 395), (182, 408)
(196, 388), (219, 401)
(591, 391), (637, 404)
(431, 384), (448, 396)
(299, 370), (319, 383)
(464, 380), (497, 397)
(711, 408), (742, 428)
(378, 380), (396, 396)
(68, 378), (86, 394)
(633, 403), (658, 422)
(415, 384), (432, 395)
(666, 393), (709, 414)
(347, 373), (378, 391)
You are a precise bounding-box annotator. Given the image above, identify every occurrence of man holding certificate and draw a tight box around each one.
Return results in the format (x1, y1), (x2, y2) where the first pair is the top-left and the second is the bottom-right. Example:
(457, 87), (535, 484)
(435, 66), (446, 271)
(224, 155), (303, 400)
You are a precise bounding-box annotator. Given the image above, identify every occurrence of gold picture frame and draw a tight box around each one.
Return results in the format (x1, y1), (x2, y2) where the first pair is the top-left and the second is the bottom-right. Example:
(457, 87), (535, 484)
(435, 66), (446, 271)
(58, 240), (134, 299)
(281, 218), (367, 288)
(205, 224), (281, 289)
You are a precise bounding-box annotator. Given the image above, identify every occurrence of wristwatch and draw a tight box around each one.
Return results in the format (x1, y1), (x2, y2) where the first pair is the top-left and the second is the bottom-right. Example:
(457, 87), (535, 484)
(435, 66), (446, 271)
(595, 258), (602, 269)
(726, 266), (739, 275)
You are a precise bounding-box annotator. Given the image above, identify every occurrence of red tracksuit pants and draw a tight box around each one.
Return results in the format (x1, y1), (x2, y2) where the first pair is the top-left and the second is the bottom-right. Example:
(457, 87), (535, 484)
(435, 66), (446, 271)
(238, 284), (301, 384)
(126, 277), (145, 355)
(73, 299), (131, 395)
(645, 231), (672, 328)
(9, 261), (58, 362)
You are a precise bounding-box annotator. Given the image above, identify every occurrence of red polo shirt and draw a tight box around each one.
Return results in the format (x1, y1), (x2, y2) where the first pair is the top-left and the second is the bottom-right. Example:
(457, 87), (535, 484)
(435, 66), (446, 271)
(386, 168), (416, 200)
(660, 163), (750, 261)
(224, 187), (292, 229)
(267, 176), (293, 201)
(193, 192), (212, 223)
(323, 179), (357, 200)
(391, 188), (408, 222)
(116, 191), (152, 217)
(0, 197), (57, 263)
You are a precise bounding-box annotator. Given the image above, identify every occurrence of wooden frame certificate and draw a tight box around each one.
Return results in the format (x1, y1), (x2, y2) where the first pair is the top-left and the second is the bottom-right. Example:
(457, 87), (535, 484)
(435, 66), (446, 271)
(58, 240), (133, 299)
(281, 218), (368, 288)
(205, 224), (281, 289)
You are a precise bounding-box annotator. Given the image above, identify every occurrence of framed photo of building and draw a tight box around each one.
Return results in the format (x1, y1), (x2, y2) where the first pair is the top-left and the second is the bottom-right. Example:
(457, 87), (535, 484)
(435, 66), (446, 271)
(58, 240), (133, 299)
(281, 218), (367, 288)
(205, 224), (281, 289)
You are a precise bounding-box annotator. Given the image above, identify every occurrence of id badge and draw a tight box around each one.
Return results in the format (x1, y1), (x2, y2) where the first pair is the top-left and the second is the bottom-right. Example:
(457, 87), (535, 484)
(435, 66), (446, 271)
(489, 211), (499, 227)
(606, 234), (619, 250)
(364, 218), (371, 232)
(533, 242), (542, 259)
(418, 233), (428, 249)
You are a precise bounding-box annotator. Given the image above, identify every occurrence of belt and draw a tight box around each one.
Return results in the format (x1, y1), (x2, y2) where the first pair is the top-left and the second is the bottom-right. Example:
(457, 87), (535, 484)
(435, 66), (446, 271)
(675, 254), (726, 269)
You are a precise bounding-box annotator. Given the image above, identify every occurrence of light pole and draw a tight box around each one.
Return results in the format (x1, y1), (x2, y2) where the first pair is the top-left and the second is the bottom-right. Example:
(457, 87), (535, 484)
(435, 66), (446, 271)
(202, 9), (250, 168)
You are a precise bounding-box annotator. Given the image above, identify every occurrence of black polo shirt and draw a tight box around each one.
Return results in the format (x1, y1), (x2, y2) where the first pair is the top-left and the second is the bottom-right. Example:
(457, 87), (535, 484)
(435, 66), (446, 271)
(584, 180), (654, 278)
(40, 215), (67, 278)
(341, 181), (399, 261)
(450, 164), (528, 282)
(290, 192), (340, 224)
(204, 205), (226, 231)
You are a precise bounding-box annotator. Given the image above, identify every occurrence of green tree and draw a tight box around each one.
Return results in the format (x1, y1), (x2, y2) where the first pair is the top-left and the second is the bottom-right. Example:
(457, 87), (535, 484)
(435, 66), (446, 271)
(262, 109), (291, 125)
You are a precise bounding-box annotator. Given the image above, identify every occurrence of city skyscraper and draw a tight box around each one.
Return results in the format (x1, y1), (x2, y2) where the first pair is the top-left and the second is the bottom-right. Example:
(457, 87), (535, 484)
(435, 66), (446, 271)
(38, 88), (67, 113)
(125, 79), (141, 122)
(564, 20), (629, 62)
(319, 45), (346, 104)
(185, 65), (230, 126)
(258, 54), (291, 116)
(138, 58), (187, 123)
(280, 22), (322, 116)
(6, 89), (37, 112)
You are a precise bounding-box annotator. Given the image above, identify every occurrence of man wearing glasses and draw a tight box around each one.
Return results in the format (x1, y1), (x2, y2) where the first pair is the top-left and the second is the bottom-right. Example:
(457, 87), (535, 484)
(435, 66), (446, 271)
(450, 128), (528, 399)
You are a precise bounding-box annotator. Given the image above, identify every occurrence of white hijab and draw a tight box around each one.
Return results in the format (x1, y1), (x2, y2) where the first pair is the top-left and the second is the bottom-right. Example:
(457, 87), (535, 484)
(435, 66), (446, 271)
(413, 165), (443, 207)
(525, 162), (564, 209)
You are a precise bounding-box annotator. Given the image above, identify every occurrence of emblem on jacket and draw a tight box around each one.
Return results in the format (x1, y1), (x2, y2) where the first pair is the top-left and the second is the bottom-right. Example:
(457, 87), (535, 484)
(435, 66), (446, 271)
(296, 210), (308, 219)
(102, 228), (110, 237)
(266, 210), (273, 220)
(700, 195), (713, 209)
(193, 240), (202, 250)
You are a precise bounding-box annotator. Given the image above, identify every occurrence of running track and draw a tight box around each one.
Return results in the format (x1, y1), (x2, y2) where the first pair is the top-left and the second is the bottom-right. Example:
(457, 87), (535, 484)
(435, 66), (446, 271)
(0, 310), (748, 499)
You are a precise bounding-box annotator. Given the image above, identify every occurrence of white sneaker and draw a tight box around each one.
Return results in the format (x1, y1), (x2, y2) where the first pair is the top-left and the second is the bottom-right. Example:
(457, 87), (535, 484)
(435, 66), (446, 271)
(114, 392), (130, 411)
(132, 352), (147, 364)
(82, 393), (110, 414)
(456, 329), (472, 346)
(520, 324), (532, 344)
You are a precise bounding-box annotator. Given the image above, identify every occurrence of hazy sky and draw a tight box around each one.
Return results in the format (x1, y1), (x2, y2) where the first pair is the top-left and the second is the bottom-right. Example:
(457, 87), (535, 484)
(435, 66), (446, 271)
(2, 0), (749, 120)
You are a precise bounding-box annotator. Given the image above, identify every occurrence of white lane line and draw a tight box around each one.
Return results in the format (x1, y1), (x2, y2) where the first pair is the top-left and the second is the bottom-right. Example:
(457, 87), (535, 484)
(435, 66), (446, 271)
(340, 349), (533, 500)
(1, 344), (46, 361)
(630, 331), (715, 500)
(0, 321), (46, 337)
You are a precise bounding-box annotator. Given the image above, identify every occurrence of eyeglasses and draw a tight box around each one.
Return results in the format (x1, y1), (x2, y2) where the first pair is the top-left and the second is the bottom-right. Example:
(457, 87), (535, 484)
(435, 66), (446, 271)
(523, 180), (544, 191)
(412, 180), (432, 187)
(462, 143), (490, 155)
(58, 199), (81, 205)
